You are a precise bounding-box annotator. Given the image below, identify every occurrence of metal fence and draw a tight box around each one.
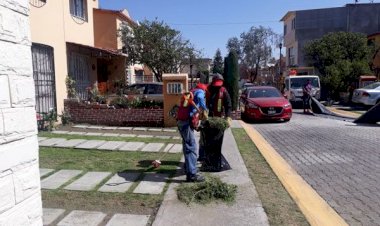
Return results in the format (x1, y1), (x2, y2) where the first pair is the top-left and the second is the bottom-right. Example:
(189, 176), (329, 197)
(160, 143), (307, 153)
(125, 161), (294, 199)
(32, 43), (57, 115)
(69, 52), (91, 100)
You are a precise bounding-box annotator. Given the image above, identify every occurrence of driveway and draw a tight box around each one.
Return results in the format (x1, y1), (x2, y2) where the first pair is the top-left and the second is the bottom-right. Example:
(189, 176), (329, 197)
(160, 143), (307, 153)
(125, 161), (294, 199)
(250, 110), (380, 225)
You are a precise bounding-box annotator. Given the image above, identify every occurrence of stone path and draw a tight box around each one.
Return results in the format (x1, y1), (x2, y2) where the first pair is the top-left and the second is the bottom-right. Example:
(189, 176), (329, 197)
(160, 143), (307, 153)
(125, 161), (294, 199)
(50, 130), (181, 139)
(69, 124), (177, 132)
(41, 170), (82, 189)
(40, 169), (169, 195)
(39, 138), (182, 153)
(43, 208), (150, 226)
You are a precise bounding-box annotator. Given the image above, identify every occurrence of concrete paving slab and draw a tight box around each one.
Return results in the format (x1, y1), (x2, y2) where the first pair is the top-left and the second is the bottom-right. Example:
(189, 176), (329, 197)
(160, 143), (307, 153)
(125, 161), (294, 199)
(119, 142), (145, 151)
(57, 210), (106, 226)
(39, 138), (67, 147)
(137, 135), (154, 138)
(133, 127), (147, 131)
(55, 139), (86, 148)
(52, 130), (69, 134)
(75, 140), (106, 149)
(106, 214), (150, 226)
(40, 168), (54, 177)
(102, 133), (120, 137)
(141, 143), (164, 152)
(43, 208), (65, 226)
(133, 173), (169, 194)
(117, 127), (133, 130)
(102, 126), (117, 130)
(64, 172), (111, 191)
(85, 132), (104, 136)
(148, 128), (162, 132)
(97, 141), (126, 151)
(162, 129), (176, 133)
(72, 125), (89, 129)
(67, 131), (86, 135)
(172, 136), (181, 140)
(98, 172), (140, 193)
(119, 134), (136, 138)
(87, 126), (103, 130)
(38, 137), (48, 142)
(155, 136), (171, 139)
(163, 144), (174, 152)
(41, 170), (82, 189)
(168, 144), (182, 153)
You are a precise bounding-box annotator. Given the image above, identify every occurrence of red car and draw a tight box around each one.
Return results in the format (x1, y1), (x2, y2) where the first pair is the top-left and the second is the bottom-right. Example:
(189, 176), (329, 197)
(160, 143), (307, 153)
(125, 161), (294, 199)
(240, 86), (292, 122)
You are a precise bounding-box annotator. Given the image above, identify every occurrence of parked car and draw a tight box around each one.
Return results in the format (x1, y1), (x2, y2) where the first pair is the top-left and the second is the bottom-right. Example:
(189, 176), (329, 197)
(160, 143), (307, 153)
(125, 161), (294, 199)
(240, 86), (292, 122)
(352, 82), (380, 106)
(123, 82), (163, 102)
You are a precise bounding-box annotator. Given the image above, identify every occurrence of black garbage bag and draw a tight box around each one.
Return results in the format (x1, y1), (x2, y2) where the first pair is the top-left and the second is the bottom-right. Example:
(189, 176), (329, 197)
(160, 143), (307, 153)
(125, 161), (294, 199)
(200, 118), (229, 172)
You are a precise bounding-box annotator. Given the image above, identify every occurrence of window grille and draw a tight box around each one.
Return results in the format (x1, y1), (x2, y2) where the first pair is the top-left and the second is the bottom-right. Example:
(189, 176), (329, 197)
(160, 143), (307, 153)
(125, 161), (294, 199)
(70, 0), (87, 21)
(167, 83), (183, 94)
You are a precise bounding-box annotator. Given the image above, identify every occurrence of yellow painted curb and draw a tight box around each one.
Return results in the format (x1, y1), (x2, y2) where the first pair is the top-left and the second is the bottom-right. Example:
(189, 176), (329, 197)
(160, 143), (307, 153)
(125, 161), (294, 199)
(240, 121), (348, 226)
(326, 107), (360, 119)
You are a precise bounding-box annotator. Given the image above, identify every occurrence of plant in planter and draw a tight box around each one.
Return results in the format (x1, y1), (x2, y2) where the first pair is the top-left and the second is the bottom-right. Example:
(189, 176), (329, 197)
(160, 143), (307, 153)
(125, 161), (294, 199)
(87, 84), (106, 104)
(110, 96), (129, 109)
(59, 110), (72, 126)
(66, 76), (77, 99)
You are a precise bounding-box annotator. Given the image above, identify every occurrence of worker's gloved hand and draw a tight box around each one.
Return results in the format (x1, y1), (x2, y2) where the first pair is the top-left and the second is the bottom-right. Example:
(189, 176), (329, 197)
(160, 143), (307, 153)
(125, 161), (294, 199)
(227, 117), (232, 127)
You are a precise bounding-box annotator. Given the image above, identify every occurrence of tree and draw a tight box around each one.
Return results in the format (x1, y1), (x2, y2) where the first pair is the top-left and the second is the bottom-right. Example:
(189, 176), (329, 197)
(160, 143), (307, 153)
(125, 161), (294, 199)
(212, 49), (224, 74)
(224, 51), (240, 110)
(120, 19), (198, 81)
(239, 26), (280, 82)
(305, 32), (371, 99)
(226, 37), (242, 60)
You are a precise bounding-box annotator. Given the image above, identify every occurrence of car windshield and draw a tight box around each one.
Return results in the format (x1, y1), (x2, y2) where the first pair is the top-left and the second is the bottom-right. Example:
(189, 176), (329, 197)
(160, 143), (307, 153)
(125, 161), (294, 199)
(249, 88), (282, 98)
(290, 77), (319, 89)
(124, 84), (145, 94)
(362, 82), (380, 90)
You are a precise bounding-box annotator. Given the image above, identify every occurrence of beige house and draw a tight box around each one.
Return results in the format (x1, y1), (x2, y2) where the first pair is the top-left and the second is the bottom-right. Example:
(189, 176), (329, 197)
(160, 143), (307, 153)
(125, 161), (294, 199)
(29, 0), (127, 115)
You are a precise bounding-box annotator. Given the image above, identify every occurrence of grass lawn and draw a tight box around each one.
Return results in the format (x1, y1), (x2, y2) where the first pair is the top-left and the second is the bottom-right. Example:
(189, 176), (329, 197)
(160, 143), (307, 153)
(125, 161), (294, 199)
(232, 128), (309, 226)
(40, 147), (182, 173)
(39, 132), (181, 144)
(40, 147), (182, 218)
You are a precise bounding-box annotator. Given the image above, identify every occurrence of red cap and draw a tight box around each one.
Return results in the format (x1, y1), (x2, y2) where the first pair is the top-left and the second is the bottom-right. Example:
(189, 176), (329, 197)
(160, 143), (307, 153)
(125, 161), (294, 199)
(212, 79), (223, 87)
(195, 83), (208, 91)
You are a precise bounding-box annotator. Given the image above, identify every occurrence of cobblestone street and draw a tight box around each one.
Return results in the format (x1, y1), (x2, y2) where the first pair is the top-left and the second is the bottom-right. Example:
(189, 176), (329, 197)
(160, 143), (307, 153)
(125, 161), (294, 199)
(251, 111), (380, 226)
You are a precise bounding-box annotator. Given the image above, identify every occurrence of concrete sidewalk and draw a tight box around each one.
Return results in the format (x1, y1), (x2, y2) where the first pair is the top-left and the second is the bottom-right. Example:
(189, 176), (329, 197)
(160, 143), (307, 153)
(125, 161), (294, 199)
(152, 128), (269, 226)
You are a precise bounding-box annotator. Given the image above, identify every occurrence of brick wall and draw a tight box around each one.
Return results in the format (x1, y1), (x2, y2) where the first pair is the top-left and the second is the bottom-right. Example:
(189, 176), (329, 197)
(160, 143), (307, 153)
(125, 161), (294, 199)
(65, 99), (164, 127)
(0, 0), (43, 225)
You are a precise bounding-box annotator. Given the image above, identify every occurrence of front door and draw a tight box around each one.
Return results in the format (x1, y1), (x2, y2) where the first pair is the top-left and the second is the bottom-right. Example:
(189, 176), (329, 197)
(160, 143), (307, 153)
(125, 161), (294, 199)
(97, 59), (108, 94)
(31, 43), (57, 115)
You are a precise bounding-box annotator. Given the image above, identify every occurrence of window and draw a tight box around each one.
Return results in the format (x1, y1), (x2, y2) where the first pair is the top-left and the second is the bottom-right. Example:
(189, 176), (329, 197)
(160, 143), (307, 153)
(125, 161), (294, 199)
(291, 18), (296, 30)
(70, 0), (87, 20)
(284, 25), (287, 35)
(288, 47), (296, 66)
(167, 83), (183, 94)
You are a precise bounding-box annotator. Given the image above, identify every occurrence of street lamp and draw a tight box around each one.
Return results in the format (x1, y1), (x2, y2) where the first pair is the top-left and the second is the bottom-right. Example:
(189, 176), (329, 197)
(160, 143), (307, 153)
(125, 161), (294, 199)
(190, 55), (193, 89)
(279, 43), (283, 77)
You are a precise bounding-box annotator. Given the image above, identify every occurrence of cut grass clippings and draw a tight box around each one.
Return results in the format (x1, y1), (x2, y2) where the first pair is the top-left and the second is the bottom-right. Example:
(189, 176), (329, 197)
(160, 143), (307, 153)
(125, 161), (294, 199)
(38, 132), (181, 144)
(232, 128), (310, 226)
(176, 175), (237, 205)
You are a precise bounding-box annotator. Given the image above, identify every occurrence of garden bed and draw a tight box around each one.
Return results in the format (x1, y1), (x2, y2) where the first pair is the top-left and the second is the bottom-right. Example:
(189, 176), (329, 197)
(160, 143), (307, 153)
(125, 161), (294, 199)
(64, 99), (164, 127)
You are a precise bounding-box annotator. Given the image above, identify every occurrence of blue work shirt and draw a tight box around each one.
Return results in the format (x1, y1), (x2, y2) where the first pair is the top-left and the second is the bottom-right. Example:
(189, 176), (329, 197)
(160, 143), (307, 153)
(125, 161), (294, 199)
(190, 89), (207, 117)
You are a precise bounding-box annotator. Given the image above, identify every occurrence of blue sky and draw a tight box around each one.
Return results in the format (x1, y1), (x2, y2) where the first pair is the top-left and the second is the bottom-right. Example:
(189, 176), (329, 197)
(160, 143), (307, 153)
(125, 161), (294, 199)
(99, 0), (364, 58)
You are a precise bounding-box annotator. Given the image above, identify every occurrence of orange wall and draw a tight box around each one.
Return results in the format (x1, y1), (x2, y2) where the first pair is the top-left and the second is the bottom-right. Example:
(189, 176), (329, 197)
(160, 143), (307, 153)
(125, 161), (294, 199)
(94, 11), (118, 50)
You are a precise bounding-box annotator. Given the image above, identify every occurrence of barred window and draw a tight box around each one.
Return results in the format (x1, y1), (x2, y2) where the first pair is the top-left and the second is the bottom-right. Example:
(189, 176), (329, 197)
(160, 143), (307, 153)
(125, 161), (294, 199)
(167, 83), (183, 94)
(70, 0), (87, 21)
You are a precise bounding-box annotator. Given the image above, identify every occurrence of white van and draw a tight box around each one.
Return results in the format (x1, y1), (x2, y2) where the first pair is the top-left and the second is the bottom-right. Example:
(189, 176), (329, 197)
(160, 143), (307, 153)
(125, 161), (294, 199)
(284, 75), (321, 102)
